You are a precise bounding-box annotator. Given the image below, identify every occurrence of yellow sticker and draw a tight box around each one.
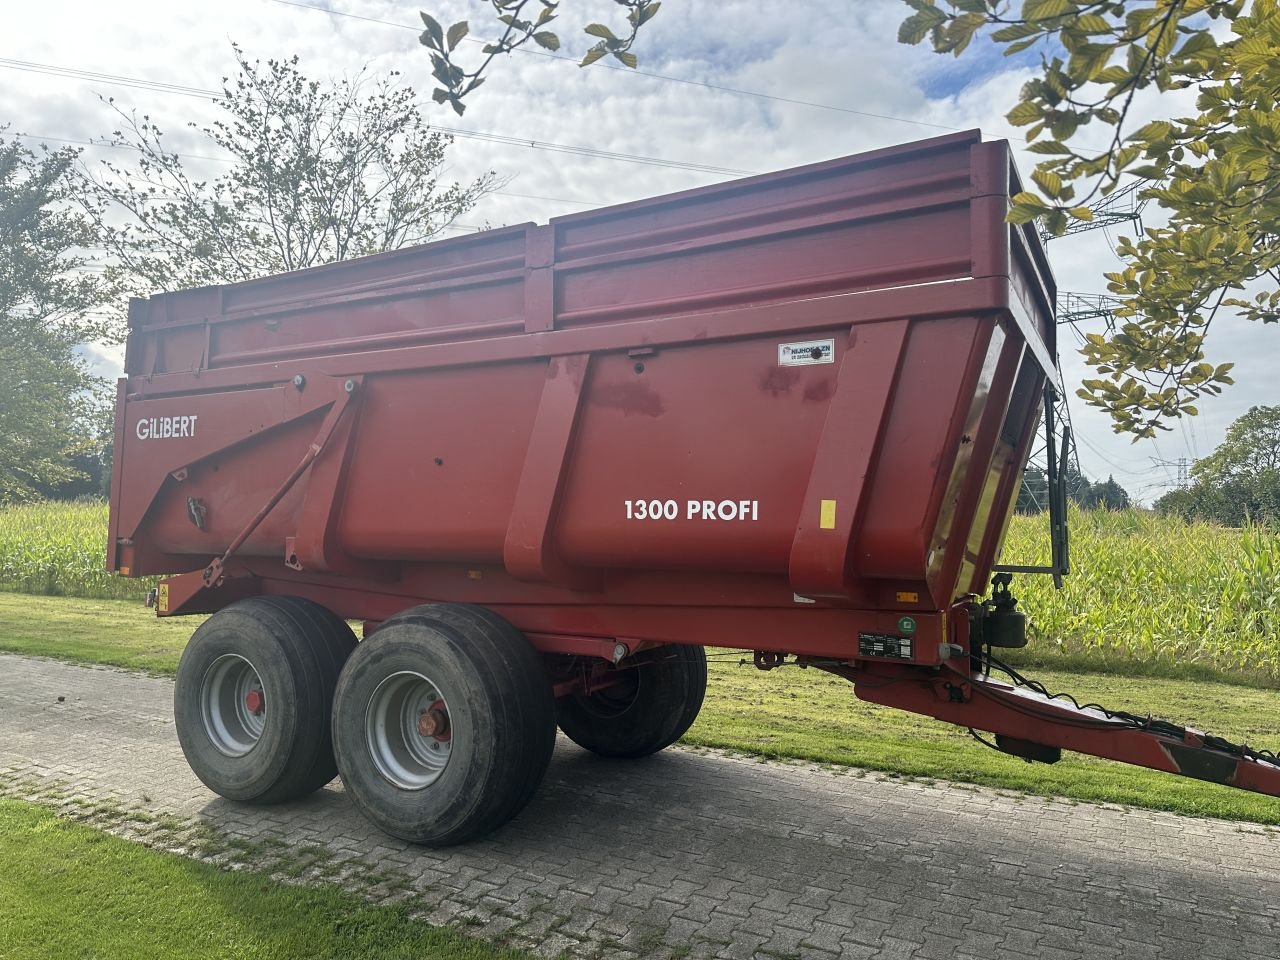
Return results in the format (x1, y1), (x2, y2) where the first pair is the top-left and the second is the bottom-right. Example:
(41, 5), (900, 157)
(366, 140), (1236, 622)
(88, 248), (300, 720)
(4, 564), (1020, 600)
(896, 591), (920, 603)
(819, 499), (837, 530)
(158, 583), (169, 613)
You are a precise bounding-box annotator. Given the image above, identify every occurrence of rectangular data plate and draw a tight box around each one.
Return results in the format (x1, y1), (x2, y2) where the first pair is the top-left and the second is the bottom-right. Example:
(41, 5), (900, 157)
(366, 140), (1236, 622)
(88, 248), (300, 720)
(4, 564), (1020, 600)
(858, 632), (913, 660)
(778, 338), (835, 366)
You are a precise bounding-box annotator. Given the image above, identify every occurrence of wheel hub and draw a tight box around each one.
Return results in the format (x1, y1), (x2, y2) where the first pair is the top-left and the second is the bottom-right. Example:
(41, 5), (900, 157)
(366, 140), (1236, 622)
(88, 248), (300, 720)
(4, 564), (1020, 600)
(365, 671), (453, 790)
(416, 701), (450, 740)
(200, 654), (267, 757)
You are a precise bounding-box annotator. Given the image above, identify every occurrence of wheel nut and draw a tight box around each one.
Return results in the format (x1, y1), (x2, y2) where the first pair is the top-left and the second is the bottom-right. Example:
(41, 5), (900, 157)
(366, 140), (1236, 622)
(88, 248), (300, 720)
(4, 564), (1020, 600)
(245, 689), (265, 714)
(417, 707), (449, 739)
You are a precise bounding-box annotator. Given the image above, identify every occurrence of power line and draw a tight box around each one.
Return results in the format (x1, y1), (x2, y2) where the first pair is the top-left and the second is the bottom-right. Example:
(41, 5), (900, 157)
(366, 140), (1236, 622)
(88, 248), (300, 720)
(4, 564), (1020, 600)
(0, 57), (755, 177)
(265, 0), (964, 134)
(496, 190), (593, 206)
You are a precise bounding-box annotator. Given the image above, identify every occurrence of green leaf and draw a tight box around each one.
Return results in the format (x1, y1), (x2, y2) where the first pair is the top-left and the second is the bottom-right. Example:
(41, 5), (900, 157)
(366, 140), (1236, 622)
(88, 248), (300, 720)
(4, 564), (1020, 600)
(1024, 0), (1072, 22)
(991, 22), (1040, 42)
(1073, 13), (1112, 34)
(1067, 206), (1094, 222)
(532, 31), (560, 51)
(583, 23), (616, 40)
(1004, 36), (1042, 55)
(1027, 140), (1072, 154)
(1031, 167), (1064, 198)
(1006, 100), (1041, 126)
(1007, 204), (1044, 225)
(614, 50), (638, 68)
(1133, 120), (1174, 142)
(1010, 191), (1050, 210)
(1094, 65), (1131, 84)
(579, 46), (607, 67)
(638, 2), (661, 25)
(446, 21), (469, 52)
(419, 12), (445, 50)
(898, 13), (933, 45)
(1042, 208), (1068, 235)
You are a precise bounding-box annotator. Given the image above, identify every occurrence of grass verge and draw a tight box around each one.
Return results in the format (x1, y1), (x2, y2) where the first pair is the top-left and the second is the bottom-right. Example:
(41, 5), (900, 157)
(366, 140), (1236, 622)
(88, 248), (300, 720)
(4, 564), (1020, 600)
(2, 593), (1277, 825)
(688, 651), (1280, 825)
(0, 798), (527, 960)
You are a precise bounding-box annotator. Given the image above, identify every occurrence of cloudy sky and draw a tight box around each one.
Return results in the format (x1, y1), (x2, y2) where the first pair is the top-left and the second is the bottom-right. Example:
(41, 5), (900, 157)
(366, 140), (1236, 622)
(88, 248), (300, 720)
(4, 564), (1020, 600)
(4, 0), (1274, 503)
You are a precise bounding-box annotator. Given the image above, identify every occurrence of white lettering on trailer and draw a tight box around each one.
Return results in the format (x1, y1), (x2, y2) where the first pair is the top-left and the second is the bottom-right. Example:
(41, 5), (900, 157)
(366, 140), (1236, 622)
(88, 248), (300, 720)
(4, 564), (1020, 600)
(136, 415), (198, 440)
(624, 499), (759, 521)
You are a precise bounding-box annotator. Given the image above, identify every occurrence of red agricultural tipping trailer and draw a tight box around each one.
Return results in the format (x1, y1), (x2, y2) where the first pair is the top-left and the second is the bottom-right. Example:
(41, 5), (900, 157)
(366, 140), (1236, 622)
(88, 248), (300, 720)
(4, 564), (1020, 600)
(107, 131), (1280, 845)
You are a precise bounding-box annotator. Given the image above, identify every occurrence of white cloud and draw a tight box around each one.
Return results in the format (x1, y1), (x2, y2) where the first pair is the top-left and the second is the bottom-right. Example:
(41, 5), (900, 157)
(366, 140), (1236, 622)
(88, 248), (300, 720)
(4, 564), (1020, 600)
(3, 0), (1274, 502)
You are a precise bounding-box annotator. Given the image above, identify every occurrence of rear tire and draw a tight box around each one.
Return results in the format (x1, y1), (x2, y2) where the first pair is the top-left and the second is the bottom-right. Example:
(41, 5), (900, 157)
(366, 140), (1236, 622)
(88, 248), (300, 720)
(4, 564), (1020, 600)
(556, 644), (707, 759)
(174, 596), (357, 804)
(332, 604), (556, 846)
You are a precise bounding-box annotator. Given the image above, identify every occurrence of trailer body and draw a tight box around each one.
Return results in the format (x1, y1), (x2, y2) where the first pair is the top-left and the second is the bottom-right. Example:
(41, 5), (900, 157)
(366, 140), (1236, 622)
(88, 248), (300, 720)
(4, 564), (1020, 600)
(108, 131), (1279, 843)
(111, 131), (1052, 651)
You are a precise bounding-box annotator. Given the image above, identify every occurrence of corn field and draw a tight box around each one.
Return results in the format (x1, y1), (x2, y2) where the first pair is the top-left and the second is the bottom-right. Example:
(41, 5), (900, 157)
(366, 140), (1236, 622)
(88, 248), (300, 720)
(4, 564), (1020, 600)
(1, 500), (1277, 678)
(1003, 507), (1280, 679)
(0, 501), (155, 600)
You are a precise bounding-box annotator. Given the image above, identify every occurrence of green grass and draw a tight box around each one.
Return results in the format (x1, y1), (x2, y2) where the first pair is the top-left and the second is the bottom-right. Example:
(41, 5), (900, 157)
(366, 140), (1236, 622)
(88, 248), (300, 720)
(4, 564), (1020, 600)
(2, 593), (1277, 825)
(0, 593), (195, 673)
(0, 798), (528, 960)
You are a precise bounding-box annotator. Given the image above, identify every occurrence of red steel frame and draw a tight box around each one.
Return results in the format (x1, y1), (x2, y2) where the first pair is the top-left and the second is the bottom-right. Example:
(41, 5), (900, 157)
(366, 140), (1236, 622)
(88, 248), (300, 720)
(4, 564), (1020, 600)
(107, 131), (1280, 800)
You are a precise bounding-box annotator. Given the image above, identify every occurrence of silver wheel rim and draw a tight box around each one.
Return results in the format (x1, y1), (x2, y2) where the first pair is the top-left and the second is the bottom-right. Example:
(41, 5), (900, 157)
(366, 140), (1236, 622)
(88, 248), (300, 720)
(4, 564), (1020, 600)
(365, 671), (453, 790)
(201, 654), (266, 757)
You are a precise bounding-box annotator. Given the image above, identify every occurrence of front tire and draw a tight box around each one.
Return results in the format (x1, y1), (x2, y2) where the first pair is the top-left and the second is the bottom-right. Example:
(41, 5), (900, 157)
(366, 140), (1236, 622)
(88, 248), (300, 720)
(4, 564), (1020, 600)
(332, 604), (556, 847)
(173, 596), (357, 804)
(556, 644), (708, 759)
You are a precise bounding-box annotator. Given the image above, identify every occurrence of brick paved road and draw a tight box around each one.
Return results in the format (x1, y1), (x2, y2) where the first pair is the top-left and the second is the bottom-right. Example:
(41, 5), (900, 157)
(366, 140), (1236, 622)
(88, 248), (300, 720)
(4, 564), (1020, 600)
(1, 653), (1277, 960)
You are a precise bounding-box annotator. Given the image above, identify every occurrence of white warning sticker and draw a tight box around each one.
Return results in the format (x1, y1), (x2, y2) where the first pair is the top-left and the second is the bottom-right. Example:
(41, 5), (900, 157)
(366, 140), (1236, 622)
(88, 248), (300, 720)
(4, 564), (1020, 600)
(778, 338), (835, 366)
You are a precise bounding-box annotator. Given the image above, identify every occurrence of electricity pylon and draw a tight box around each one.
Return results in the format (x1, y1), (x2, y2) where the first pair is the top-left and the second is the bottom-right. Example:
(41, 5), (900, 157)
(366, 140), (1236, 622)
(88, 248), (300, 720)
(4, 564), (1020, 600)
(1020, 179), (1150, 512)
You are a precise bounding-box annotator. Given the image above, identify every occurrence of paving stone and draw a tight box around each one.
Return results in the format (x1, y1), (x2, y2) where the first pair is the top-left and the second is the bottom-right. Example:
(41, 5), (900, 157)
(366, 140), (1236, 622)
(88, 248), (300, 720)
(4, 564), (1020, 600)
(2, 653), (1278, 960)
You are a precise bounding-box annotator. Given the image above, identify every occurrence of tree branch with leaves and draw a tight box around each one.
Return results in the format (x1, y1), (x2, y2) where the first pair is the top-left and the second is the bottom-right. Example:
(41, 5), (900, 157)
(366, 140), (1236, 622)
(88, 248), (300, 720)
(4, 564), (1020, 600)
(418, 0), (662, 115)
(899, 0), (1279, 438)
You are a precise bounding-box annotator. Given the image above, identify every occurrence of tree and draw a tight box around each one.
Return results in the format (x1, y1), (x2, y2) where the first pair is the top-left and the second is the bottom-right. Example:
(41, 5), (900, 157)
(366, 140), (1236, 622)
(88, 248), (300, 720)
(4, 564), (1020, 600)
(81, 47), (500, 292)
(417, 1), (661, 115)
(1017, 462), (1130, 513)
(1079, 474), (1132, 510)
(897, 1), (1279, 438)
(0, 133), (114, 502)
(1155, 405), (1280, 524)
(1191, 404), (1280, 484)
